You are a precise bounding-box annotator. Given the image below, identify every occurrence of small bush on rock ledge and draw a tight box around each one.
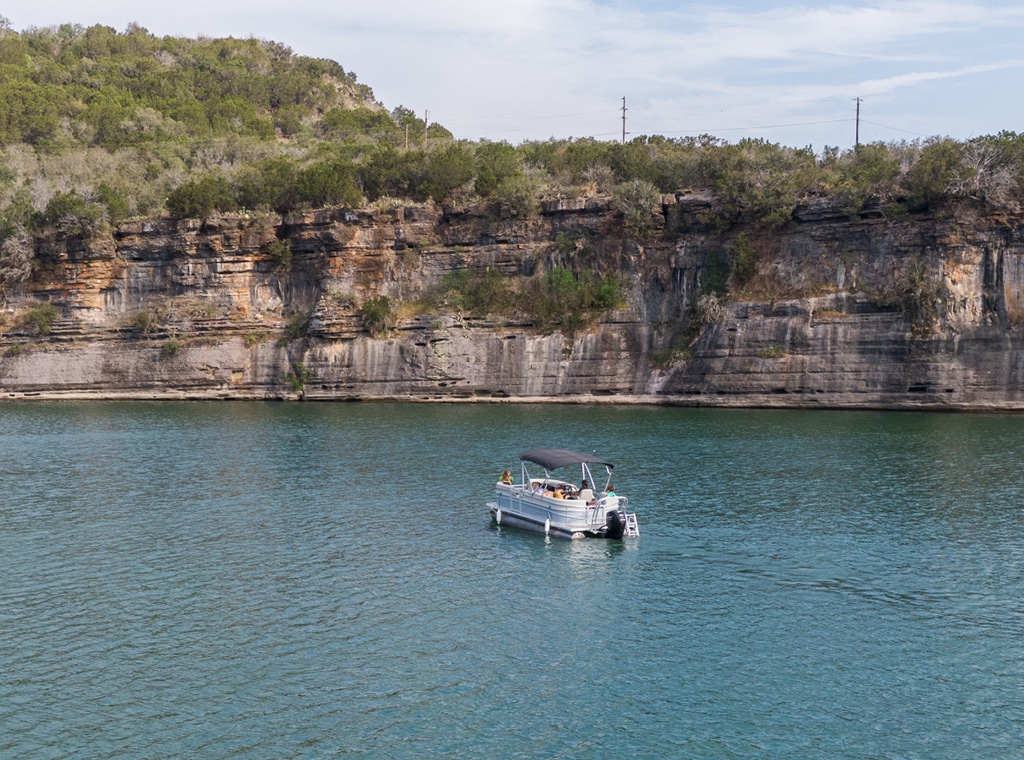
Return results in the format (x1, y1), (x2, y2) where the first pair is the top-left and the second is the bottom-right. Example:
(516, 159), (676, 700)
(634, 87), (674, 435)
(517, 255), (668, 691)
(23, 302), (59, 335)
(360, 296), (394, 337)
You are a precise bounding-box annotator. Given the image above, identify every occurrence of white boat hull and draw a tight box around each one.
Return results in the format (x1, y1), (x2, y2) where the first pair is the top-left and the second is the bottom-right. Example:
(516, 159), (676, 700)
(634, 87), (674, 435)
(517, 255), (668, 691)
(489, 484), (628, 540)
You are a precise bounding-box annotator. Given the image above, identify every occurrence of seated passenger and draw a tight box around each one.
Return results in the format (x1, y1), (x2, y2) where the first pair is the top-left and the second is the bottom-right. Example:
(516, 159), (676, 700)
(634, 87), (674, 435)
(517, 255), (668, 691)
(532, 482), (545, 495)
(578, 479), (595, 504)
(553, 486), (566, 499)
(500, 469), (513, 485)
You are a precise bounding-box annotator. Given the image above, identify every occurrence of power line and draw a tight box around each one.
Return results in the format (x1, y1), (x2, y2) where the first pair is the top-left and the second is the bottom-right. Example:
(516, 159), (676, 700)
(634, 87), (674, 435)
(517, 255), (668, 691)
(859, 119), (929, 138)
(652, 118), (853, 135)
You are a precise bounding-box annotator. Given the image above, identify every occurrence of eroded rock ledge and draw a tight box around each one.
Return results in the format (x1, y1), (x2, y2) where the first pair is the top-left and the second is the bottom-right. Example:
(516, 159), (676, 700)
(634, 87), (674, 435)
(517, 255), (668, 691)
(3, 195), (1024, 410)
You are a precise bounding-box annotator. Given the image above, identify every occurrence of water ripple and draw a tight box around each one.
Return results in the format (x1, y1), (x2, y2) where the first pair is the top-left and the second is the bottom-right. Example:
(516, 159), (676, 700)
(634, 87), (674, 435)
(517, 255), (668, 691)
(3, 403), (1024, 757)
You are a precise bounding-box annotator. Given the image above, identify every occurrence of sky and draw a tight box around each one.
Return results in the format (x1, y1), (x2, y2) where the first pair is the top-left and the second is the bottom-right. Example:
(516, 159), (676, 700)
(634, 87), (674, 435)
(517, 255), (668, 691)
(6, 1), (1024, 150)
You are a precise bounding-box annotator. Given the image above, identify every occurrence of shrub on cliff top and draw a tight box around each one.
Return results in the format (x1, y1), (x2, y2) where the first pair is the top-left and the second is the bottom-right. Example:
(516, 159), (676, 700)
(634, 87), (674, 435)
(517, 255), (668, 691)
(712, 139), (817, 228)
(235, 156), (302, 213)
(829, 143), (901, 212)
(901, 138), (964, 208)
(493, 175), (539, 217)
(474, 141), (523, 197)
(166, 175), (236, 218)
(295, 159), (362, 209)
(418, 144), (476, 203)
(43, 190), (107, 236)
(612, 179), (661, 238)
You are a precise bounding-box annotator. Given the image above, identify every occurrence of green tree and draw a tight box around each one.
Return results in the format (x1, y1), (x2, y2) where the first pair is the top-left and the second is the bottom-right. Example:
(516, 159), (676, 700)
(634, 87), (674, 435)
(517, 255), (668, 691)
(903, 138), (963, 207)
(475, 141), (523, 197)
(95, 183), (131, 223)
(43, 190), (107, 235)
(235, 156), (301, 213)
(319, 106), (396, 140)
(831, 142), (900, 211)
(166, 175), (236, 218)
(296, 159), (362, 208)
(419, 143), (476, 203)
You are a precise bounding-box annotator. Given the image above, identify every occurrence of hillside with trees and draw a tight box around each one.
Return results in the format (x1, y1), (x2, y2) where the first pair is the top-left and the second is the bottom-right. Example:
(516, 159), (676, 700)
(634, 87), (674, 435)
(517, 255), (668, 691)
(3, 20), (1024, 299)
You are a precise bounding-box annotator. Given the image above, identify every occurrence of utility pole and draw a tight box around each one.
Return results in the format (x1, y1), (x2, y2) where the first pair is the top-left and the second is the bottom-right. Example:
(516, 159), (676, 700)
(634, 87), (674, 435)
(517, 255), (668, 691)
(424, 110), (429, 146)
(854, 97), (861, 147)
(621, 96), (628, 145)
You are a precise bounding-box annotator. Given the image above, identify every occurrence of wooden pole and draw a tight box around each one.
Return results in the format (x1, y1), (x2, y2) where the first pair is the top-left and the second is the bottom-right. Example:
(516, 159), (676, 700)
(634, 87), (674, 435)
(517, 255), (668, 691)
(622, 96), (627, 144)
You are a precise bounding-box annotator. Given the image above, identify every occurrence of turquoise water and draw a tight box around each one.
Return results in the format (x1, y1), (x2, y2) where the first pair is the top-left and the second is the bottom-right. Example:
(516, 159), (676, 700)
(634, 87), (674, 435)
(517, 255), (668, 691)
(2, 402), (1024, 758)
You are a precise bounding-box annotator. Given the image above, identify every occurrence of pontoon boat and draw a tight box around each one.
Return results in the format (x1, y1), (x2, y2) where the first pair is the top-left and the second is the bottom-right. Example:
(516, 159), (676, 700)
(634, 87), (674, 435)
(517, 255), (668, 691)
(488, 448), (639, 539)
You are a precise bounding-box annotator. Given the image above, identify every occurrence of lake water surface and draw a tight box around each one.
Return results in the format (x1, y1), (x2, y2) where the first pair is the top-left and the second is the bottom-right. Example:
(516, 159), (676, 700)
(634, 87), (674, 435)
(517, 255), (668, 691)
(2, 402), (1023, 758)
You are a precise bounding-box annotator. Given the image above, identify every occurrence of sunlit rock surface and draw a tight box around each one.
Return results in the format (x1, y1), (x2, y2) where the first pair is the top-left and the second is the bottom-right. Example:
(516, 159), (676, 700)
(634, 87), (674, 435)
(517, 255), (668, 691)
(4, 197), (1024, 409)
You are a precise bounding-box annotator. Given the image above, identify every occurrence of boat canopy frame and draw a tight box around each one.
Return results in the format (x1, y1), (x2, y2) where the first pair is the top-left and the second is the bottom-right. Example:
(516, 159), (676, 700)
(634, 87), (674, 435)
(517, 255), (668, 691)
(518, 448), (614, 492)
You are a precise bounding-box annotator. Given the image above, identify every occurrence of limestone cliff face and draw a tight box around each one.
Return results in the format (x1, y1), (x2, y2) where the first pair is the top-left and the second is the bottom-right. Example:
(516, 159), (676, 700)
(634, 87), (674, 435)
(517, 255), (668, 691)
(3, 194), (1024, 409)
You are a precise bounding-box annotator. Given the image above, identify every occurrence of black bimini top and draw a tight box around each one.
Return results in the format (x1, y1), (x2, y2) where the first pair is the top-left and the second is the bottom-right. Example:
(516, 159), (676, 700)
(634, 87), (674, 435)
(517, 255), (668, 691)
(519, 448), (614, 471)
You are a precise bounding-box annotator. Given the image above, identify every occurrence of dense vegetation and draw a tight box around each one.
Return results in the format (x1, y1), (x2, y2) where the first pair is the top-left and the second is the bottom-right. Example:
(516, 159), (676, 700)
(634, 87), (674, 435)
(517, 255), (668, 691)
(3, 20), (1024, 320)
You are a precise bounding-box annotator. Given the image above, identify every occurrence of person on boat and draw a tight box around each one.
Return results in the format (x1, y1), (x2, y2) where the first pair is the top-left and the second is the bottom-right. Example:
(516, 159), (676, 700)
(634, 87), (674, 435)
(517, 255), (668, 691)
(579, 480), (595, 504)
(532, 481), (545, 495)
(605, 484), (616, 498)
(500, 469), (513, 485)
(553, 486), (566, 499)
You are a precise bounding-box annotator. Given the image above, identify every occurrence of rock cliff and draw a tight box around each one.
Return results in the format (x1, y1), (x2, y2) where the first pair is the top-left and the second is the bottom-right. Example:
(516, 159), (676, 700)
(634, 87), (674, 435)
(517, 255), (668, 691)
(3, 194), (1024, 409)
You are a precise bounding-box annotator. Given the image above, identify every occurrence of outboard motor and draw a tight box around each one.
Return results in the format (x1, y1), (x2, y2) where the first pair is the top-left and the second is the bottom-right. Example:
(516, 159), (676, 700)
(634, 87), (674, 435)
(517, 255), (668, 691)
(604, 509), (626, 540)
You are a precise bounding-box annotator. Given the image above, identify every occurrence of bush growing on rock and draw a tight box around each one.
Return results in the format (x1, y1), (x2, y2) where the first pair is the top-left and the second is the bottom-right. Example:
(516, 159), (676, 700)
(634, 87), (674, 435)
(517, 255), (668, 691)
(295, 159), (362, 208)
(474, 141), (523, 197)
(0, 229), (33, 290)
(419, 144), (476, 204)
(434, 268), (515, 316)
(359, 295), (393, 336)
(519, 266), (622, 330)
(166, 175), (236, 218)
(730, 234), (758, 286)
(612, 179), (661, 238)
(493, 175), (539, 217)
(43, 190), (107, 235)
(23, 301), (59, 334)
(284, 361), (313, 391)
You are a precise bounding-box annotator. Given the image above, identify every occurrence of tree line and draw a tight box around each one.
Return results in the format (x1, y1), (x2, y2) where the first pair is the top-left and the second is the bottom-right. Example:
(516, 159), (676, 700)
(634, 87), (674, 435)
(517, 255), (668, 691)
(2, 21), (1024, 253)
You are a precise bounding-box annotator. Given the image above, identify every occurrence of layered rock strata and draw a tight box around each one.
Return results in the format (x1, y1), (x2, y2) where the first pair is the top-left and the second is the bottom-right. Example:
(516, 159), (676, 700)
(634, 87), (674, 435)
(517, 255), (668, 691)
(2, 195), (1024, 410)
